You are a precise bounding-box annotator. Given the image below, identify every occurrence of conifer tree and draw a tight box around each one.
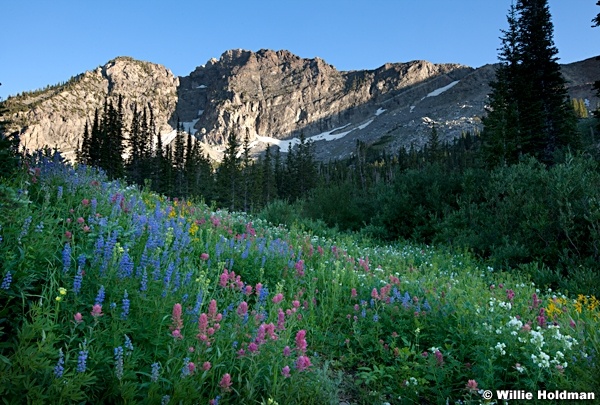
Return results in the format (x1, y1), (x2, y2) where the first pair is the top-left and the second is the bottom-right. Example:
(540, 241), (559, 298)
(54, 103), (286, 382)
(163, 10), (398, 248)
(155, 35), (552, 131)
(216, 132), (241, 211)
(483, 0), (578, 166)
(78, 121), (91, 165)
(127, 104), (142, 183)
(0, 99), (20, 177)
(241, 132), (252, 211)
(89, 108), (101, 167)
(262, 145), (276, 204)
(295, 132), (317, 197)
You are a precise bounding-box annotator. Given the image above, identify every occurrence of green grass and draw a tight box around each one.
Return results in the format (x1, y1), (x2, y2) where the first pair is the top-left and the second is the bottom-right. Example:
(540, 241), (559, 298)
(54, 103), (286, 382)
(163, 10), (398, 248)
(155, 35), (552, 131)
(0, 151), (599, 404)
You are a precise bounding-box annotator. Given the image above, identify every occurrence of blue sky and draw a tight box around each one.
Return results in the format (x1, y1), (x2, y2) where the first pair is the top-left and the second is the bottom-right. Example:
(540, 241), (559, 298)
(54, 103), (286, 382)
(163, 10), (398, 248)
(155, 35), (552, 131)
(1, 0), (598, 100)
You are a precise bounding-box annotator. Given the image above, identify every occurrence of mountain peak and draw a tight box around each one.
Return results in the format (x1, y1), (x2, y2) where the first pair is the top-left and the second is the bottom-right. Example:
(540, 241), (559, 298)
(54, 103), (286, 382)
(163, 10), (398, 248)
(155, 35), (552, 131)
(2, 50), (599, 162)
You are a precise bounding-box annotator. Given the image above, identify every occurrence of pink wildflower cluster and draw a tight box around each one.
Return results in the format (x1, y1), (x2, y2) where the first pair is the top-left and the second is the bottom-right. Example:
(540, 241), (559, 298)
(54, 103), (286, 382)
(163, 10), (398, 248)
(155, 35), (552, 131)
(295, 355), (311, 371)
(196, 299), (222, 346)
(531, 293), (542, 309)
(370, 283), (394, 303)
(245, 222), (256, 237)
(537, 308), (547, 327)
(358, 256), (370, 272)
(237, 301), (248, 317)
(295, 330), (307, 354)
(219, 373), (232, 391)
(171, 303), (184, 339)
(294, 260), (305, 277)
(218, 268), (244, 290)
(434, 350), (444, 366)
(91, 304), (103, 318)
(466, 379), (478, 392)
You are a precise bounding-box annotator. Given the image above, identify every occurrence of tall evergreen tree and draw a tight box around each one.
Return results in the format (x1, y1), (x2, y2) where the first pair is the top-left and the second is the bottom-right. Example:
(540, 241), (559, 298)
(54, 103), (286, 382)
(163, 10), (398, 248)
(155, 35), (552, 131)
(483, 0), (577, 166)
(78, 121), (91, 165)
(127, 104), (143, 183)
(216, 132), (241, 211)
(262, 145), (276, 204)
(0, 99), (20, 177)
(89, 108), (101, 167)
(241, 132), (252, 211)
(515, 0), (578, 163)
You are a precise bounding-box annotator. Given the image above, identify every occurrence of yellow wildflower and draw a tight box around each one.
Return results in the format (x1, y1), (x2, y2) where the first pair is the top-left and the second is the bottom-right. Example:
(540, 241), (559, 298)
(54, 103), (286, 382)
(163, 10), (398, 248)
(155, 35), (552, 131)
(545, 299), (561, 318)
(55, 296), (62, 302)
(59, 287), (67, 296)
(574, 295), (585, 314)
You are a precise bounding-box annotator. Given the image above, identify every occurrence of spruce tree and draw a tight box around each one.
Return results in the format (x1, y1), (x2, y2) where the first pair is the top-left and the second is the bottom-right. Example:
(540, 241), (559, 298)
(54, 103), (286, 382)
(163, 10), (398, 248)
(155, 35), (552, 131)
(483, 0), (578, 166)
(515, 0), (578, 163)
(216, 132), (241, 211)
(0, 99), (20, 177)
(241, 132), (251, 211)
(89, 108), (101, 167)
(78, 121), (91, 165)
(262, 145), (276, 205)
(127, 104), (142, 183)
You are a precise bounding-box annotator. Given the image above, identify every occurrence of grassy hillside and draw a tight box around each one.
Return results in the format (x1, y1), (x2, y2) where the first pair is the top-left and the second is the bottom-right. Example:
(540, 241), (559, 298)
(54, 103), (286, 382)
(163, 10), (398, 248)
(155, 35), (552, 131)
(0, 151), (598, 404)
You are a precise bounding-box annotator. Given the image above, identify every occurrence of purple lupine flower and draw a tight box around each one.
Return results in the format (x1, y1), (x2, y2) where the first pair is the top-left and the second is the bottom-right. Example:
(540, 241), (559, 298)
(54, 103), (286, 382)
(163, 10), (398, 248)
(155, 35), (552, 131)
(95, 285), (105, 306)
(184, 270), (193, 286)
(151, 259), (161, 281)
(18, 216), (32, 242)
(124, 334), (134, 353)
(53, 349), (65, 378)
(121, 290), (130, 320)
(402, 292), (411, 309)
(258, 285), (269, 305)
(140, 269), (148, 292)
(1, 271), (12, 290)
(62, 243), (72, 273)
(90, 198), (97, 215)
(161, 395), (170, 405)
(151, 362), (160, 382)
(76, 350), (88, 373)
(114, 346), (124, 380)
(93, 235), (105, 265)
(73, 268), (83, 295)
(373, 314), (379, 322)
(180, 357), (191, 377)
(118, 252), (134, 279)
(172, 271), (181, 292)
(77, 254), (86, 270)
(190, 292), (203, 317)
(57, 186), (63, 200)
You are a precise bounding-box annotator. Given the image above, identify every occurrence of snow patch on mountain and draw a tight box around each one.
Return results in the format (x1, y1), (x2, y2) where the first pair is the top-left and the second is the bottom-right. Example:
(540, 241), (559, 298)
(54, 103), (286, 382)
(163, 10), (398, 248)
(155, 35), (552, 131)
(423, 81), (460, 99)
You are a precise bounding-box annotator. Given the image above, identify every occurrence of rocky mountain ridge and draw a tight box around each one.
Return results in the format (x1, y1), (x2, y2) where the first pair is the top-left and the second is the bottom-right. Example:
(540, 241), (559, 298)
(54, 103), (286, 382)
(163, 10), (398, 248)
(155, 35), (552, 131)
(2, 50), (599, 161)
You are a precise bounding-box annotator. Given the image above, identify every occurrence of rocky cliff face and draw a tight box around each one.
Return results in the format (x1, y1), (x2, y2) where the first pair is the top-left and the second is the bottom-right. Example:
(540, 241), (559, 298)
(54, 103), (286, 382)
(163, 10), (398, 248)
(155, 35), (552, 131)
(177, 49), (473, 150)
(2, 50), (599, 162)
(2, 57), (178, 160)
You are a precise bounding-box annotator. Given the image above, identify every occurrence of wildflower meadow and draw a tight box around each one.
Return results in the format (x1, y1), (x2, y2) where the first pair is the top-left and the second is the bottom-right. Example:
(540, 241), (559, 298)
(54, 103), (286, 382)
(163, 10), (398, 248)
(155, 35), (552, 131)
(1, 151), (599, 404)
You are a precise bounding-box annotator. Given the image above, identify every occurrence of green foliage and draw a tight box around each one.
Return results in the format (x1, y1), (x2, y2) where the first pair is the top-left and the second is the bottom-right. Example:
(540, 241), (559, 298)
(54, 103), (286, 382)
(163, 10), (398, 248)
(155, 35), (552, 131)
(1, 151), (599, 404)
(440, 154), (600, 288)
